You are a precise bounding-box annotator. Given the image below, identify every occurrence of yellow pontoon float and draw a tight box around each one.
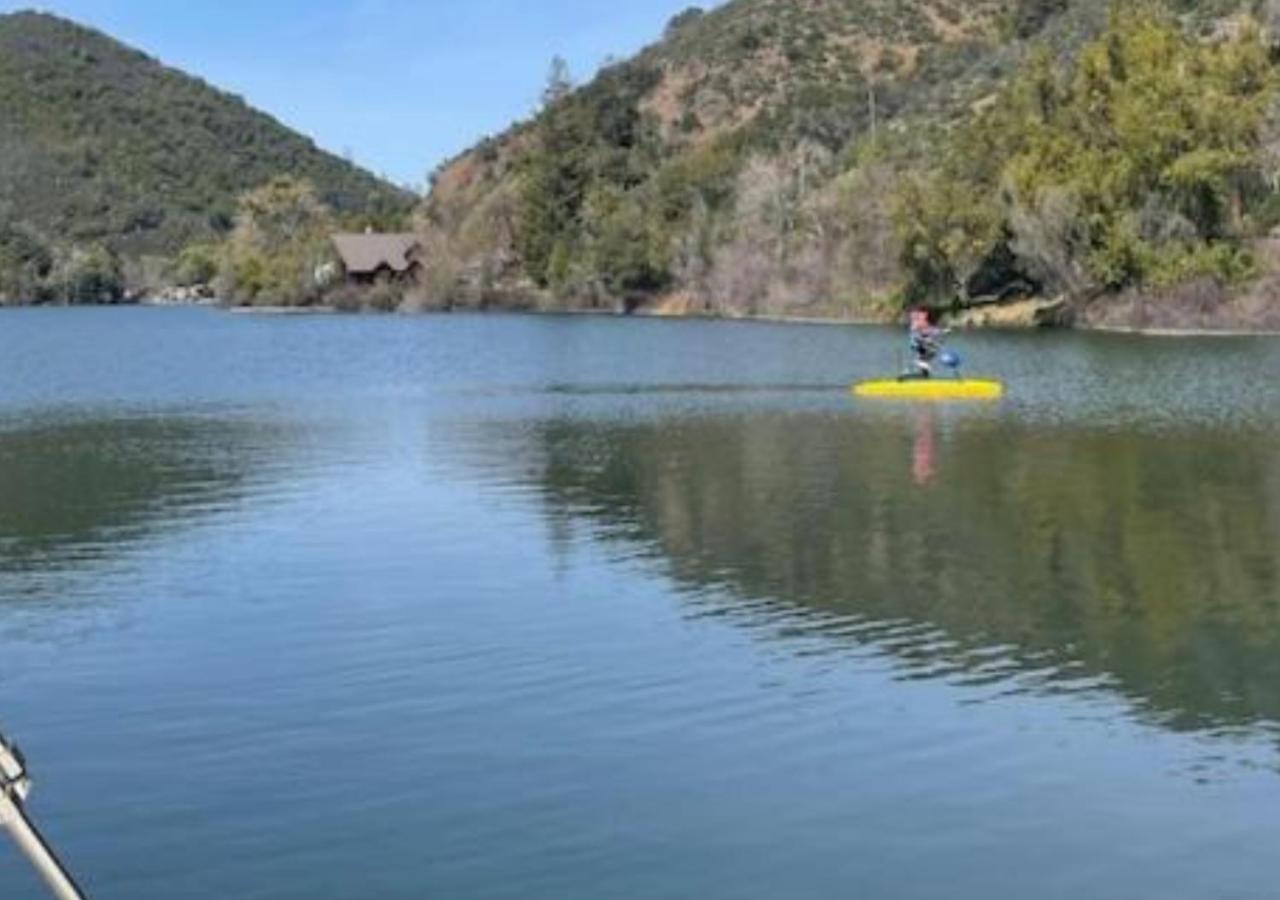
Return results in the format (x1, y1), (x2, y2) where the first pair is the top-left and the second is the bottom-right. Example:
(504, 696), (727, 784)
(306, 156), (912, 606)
(853, 378), (1004, 400)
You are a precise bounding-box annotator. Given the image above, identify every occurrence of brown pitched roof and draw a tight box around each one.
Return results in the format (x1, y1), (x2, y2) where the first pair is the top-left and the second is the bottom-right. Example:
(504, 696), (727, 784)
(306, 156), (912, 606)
(330, 233), (420, 275)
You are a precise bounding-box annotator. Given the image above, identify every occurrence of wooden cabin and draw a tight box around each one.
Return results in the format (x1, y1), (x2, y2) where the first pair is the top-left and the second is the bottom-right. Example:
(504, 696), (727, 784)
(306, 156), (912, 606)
(329, 233), (421, 285)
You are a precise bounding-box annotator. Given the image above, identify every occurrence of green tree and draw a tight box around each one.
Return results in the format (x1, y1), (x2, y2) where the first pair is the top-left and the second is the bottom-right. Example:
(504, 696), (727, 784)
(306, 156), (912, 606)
(898, 4), (1279, 303)
(584, 186), (669, 296)
(173, 243), (219, 287)
(58, 244), (124, 303)
(542, 56), (574, 109)
(0, 227), (53, 303)
(215, 176), (335, 305)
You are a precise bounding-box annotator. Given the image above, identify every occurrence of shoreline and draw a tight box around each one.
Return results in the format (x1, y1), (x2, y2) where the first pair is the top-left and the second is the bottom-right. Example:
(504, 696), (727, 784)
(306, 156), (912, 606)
(223, 305), (340, 315)
(212, 302), (1280, 337)
(629, 308), (891, 328)
(1078, 323), (1280, 338)
(20, 296), (1280, 337)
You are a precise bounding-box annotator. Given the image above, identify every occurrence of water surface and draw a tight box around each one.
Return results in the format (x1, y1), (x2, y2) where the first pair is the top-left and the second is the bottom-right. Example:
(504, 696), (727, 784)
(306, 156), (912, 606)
(0, 308), (1278, 899)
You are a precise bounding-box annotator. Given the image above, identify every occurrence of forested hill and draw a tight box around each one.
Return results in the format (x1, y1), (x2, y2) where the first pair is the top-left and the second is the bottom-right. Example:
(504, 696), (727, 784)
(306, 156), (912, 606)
(0, 11), (410, 302)
(421, 0), (1017, 315)
(419, 0), (1280, 330)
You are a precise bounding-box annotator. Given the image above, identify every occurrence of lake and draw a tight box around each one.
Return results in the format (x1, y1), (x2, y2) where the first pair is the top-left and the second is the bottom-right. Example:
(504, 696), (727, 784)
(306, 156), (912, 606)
(1, 307), (1279, 899)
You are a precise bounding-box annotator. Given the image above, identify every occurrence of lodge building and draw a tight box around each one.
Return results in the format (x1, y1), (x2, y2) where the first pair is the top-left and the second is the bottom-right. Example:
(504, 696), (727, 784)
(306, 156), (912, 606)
(329, 232), (421, 285)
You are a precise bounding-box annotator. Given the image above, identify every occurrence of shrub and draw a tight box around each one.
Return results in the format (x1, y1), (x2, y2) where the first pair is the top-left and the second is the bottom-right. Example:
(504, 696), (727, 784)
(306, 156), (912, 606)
(214, 176), (334, 306)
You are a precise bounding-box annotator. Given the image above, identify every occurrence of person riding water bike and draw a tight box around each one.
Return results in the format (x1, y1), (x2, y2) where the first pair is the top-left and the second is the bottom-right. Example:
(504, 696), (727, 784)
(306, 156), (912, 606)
(906, 308), (950, 379)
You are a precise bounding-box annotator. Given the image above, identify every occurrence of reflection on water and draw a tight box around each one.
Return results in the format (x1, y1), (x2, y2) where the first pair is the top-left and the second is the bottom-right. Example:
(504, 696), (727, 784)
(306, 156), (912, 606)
(440, 409), (1280, 738)
(912, 408), (937, 487)
(2, 309), (1280, 900)
(0, 414), (293, 596)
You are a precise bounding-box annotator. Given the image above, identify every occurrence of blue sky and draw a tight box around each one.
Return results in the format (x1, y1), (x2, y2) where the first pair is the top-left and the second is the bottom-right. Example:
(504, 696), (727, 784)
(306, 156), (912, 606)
(2, 1), (714, 189)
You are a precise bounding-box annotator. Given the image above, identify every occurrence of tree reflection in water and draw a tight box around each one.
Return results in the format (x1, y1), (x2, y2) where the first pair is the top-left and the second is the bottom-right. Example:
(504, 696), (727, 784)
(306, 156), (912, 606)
(438, 409), (1280, 740)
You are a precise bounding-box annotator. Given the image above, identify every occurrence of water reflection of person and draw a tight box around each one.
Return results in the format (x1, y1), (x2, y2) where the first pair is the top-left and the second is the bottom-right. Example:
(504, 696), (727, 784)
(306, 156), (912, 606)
(912, 408), (937, 487)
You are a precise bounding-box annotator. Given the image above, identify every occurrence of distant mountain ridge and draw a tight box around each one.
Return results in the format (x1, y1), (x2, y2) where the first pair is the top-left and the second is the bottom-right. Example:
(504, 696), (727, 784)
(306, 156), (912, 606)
(0, 11), (410, 301)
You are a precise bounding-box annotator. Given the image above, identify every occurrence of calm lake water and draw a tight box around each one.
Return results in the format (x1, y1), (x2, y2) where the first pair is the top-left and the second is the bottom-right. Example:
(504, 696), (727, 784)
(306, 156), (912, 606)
(2, 307), (1280, 899)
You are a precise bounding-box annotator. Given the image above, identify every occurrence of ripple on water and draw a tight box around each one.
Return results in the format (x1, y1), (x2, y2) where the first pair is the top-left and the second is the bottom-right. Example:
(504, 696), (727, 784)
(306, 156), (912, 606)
(1, 310), (1280, 899)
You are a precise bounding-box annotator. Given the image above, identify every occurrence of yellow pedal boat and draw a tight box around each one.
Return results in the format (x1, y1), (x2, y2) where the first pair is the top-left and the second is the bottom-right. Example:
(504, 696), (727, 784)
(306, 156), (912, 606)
(852, 378), (1004, 400)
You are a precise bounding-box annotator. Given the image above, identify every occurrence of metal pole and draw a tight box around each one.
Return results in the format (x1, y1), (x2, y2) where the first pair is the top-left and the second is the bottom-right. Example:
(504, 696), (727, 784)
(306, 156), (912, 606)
(0, 733), (88, 900)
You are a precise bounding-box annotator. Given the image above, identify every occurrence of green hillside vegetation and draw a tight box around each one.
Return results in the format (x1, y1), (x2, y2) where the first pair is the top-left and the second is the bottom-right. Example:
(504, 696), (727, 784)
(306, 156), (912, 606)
(420, 0), (1017, 315)
(418, 0), (1280, 327)
(0, 11), (410, 304)
(900, 5), (1279, 304)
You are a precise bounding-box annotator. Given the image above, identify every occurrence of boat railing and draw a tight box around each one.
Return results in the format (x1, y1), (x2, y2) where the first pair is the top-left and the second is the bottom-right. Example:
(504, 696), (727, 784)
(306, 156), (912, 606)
(0, 730), (88, 900)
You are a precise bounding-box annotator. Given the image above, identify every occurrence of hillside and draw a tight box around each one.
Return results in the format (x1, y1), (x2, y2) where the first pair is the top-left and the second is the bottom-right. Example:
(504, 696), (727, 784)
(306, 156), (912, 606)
(420, 0), (1074, 314)
(418, 0), (1280, 328)
(0, 11), (411, 302)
